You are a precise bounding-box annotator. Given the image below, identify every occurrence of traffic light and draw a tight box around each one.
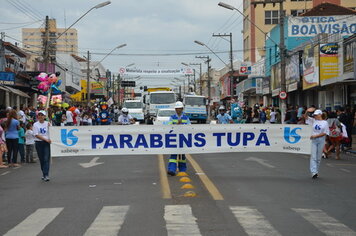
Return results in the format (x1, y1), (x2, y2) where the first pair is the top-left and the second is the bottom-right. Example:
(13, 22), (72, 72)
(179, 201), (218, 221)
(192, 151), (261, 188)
(121, 80), (136, 87)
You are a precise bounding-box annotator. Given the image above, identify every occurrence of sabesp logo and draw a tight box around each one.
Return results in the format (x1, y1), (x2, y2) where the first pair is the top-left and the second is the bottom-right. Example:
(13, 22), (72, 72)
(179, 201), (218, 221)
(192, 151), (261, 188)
(284, 127), (302, 144)
(61, 129), (78, 146)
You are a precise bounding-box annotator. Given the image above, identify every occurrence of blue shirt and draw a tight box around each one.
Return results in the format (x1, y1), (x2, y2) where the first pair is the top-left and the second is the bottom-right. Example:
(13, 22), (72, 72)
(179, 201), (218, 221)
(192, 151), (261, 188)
(217, 113), (232, 124)
(168, 114), (191, 125)
(5, 119), (19, 139)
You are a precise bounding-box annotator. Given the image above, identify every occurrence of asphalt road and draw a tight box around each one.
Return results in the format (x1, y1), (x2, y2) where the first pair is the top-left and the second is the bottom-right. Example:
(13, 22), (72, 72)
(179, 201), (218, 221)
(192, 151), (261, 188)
(0, 151), (355, 236)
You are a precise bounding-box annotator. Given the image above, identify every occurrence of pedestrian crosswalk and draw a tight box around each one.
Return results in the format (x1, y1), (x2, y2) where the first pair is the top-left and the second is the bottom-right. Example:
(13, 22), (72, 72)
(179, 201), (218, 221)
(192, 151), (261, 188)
(3, 205), (356, 236)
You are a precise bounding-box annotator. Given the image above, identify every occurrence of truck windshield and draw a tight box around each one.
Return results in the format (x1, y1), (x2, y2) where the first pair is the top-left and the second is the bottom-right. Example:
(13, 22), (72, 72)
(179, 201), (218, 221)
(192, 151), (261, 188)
(124, 102), (142, 109)
(185, 97), (206, 106)
(158, 110), (176, 117)
(150, 93), (175, 104)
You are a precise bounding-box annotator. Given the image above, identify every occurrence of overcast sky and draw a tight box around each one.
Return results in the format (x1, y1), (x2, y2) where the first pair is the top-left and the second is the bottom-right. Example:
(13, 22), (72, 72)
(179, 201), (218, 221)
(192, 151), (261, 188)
(1, 0), (244, 87)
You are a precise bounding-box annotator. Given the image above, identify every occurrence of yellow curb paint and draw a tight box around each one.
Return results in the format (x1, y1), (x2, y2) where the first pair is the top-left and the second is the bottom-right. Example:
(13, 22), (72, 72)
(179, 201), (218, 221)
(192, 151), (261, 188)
(184, 191), (197, 197)
(177, 172), (188, 177)
(179, 177), (191, 183)
(186, 154), (224, 201)
(158, 155), (172, 199)
(181, 184), (195, 189)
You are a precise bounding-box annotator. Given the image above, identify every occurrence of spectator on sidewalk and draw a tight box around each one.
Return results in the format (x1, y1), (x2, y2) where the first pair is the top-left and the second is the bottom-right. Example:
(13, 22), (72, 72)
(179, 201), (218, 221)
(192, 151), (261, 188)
(25, 123), (36, 163)
(5, 110), (20, 167)
(18, 122), (26, 163)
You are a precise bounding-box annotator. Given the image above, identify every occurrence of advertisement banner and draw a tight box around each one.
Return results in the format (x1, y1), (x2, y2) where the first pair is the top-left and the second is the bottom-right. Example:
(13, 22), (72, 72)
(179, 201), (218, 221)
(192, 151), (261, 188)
(50, 124), (312, 157)
(119, 68), (193, 76)
(343, 35), (356, 80)
(303, 44), (319, 90)
(271, 63), (281, 96)
(320, 43), (339, 86)
(288, 15), (356, 37)
(286, 54), (300, 92)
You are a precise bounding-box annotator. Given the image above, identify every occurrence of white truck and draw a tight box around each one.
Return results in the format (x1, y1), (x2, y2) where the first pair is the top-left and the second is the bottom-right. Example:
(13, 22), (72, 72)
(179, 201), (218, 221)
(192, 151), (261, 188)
(144, 90), (176, 124)
(123, 100), (145, 123)
(183, 94), (207, 124)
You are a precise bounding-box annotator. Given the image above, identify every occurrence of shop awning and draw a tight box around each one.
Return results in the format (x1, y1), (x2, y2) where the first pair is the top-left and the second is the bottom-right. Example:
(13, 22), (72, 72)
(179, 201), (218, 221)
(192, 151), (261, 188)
(2, 85), (30, 98)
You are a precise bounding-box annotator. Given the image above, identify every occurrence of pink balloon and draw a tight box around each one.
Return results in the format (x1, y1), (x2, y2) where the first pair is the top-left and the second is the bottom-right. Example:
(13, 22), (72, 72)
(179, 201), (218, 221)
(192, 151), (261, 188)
(37, 72), (48, 82)
(38, 81), (49, 92)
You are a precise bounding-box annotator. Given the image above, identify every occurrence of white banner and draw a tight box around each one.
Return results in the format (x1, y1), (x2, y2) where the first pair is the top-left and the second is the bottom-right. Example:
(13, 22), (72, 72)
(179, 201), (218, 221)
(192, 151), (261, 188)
(119, 67), (194, 76)
(288, 15), (356, 37)
(50, 124), (312, 157)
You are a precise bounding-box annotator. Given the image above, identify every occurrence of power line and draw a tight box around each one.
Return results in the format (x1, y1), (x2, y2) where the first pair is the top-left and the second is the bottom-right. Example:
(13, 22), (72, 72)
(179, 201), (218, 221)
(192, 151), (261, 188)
(6, 0), (42, 21)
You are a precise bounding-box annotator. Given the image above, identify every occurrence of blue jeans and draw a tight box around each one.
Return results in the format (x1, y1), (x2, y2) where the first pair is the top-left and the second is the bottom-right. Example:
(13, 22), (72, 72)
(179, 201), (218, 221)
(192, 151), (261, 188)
(167, 154), (187, 173)
(35, 141), (51, 177)
(310, 136), (325, 175)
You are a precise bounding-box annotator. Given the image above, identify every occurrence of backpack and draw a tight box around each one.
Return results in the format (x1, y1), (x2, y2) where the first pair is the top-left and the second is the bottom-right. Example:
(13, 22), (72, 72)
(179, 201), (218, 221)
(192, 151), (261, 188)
(329, 120), (342, 138)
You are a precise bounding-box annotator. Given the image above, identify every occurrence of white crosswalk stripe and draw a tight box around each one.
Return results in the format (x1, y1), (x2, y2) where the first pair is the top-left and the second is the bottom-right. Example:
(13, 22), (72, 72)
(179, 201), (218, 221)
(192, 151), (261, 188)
(4, 208), (63, 236)
(230, 206), (282, 236)
(164, 205), (202, 236)
(293, 208), (356, 236)
(83, 205), (129, 236)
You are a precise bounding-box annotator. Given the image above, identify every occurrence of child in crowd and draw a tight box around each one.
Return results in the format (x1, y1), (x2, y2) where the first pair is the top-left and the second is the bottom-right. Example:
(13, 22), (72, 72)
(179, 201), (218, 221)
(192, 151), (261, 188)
(18, 122), (26, 163)
(25, 123), (36, 163)
(0, 121), (8, 168)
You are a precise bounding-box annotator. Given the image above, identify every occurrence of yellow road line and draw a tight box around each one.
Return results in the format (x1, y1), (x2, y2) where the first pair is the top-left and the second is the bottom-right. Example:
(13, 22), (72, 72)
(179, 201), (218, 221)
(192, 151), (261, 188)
(186, 154), (224, 201)
(158, 154), (172, 199)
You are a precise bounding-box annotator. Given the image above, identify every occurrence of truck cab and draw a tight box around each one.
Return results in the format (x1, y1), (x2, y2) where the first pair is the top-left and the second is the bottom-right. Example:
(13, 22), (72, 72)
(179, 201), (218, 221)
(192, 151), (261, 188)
(123, 100), (144, 123)
(183, 94), (207, 123)
(145, 91), (176, 124)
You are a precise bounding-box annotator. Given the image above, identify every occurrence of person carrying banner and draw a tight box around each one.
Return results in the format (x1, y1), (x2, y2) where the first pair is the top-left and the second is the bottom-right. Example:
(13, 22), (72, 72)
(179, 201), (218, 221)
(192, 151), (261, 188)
(167, 101), (191, 176)
(304, 108), (329, 179)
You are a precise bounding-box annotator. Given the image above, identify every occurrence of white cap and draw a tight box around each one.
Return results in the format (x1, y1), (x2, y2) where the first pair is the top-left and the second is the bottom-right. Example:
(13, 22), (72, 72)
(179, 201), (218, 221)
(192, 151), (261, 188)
(122, 107), (128, 113)
(219, 105), (225, 110)
(175, 101), (184, 109)
(313, 109), (322, 116)
(38, 110), (46, 116)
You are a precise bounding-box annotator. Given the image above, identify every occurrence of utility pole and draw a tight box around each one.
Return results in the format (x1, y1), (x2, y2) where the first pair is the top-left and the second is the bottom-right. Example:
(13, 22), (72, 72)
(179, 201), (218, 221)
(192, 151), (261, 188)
(118, 74), (122, 107)
(43, 16), (50, 73)
(251, 0), (287, 123)
(193, 68), (196, 93)
(0, 32), (5, 71)
(213, 33), (235, 100)
(86, 50), (90, 105)
(196, 55), (211, 118)
(190, 63), (202, 95)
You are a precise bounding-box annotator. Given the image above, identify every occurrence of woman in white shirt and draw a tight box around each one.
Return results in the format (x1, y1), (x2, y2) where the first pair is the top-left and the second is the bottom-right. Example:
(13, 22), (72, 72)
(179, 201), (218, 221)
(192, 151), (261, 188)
(33, 110), (51, 182)
(305, 108), (329, 179)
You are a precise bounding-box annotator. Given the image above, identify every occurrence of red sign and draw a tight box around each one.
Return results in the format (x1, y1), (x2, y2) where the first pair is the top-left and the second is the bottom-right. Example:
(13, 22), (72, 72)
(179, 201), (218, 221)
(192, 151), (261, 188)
(279, 91), (288, 100)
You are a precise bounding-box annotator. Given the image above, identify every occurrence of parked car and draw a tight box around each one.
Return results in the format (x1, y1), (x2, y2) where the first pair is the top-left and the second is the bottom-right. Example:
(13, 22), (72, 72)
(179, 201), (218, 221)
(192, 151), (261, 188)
(153, 109), (176, 125)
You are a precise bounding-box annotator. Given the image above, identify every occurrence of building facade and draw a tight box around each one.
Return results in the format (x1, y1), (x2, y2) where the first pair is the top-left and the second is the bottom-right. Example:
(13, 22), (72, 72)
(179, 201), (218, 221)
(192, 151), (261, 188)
(22, 19), (78, 57)
(243, 0), (356, 63)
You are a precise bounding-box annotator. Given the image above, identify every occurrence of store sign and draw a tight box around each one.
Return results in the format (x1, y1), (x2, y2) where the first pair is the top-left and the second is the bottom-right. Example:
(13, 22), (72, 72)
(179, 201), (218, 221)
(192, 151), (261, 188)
(320, 43), (339, 86)
(303, 44), (319, 90)
(239, 62), (252, 75)
(256, 78), (263, 95)
(288, 15), (356, 37)
(271, 63), (281, 92)
(0, 72), (15, 85)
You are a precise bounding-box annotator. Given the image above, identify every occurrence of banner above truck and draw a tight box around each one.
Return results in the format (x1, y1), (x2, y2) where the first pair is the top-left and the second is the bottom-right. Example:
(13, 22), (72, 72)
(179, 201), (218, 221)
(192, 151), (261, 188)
(119, 67), (194, 76)
(288, 15), (356, 37)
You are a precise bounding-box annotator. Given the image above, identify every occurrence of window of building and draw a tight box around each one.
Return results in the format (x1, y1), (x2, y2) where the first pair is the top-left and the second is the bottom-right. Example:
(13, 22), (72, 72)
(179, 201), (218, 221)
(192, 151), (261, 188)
(265, 10), (285, 25)
(291, 9), (306, 16)
(70, 33), (74, 36)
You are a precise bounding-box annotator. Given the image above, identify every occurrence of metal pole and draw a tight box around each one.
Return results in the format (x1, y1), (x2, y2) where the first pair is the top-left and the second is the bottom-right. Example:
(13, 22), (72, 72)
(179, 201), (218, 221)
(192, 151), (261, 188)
(279, 1), (287, 123)
(207, 56), (211, 119)
(0, 32), (5, 71)
(229, 33), (234, 100)
(44, 16), (49, 73)
(86, 50), (90, 106)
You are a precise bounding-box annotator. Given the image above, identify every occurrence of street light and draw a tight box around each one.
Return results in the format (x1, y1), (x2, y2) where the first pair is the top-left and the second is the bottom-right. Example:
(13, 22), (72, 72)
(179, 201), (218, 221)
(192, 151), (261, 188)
(87, 43), (127, 105)
(56, 1), (111, 40)
(194, 40), (229, 68)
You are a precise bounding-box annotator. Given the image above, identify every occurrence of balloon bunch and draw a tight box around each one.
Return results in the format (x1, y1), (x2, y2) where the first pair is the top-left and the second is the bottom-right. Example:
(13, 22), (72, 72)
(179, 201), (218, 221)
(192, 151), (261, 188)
(36, 72), (62, 95)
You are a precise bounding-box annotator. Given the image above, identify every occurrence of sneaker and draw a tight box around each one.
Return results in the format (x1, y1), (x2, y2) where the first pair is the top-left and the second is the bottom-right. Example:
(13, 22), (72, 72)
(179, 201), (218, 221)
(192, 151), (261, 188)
(322, 153), (327, 159)
(312, 174), (318, 179)
(167, 171), (176, 176)
(41, 176), (45, 180)
(44, 176), (50, 182)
